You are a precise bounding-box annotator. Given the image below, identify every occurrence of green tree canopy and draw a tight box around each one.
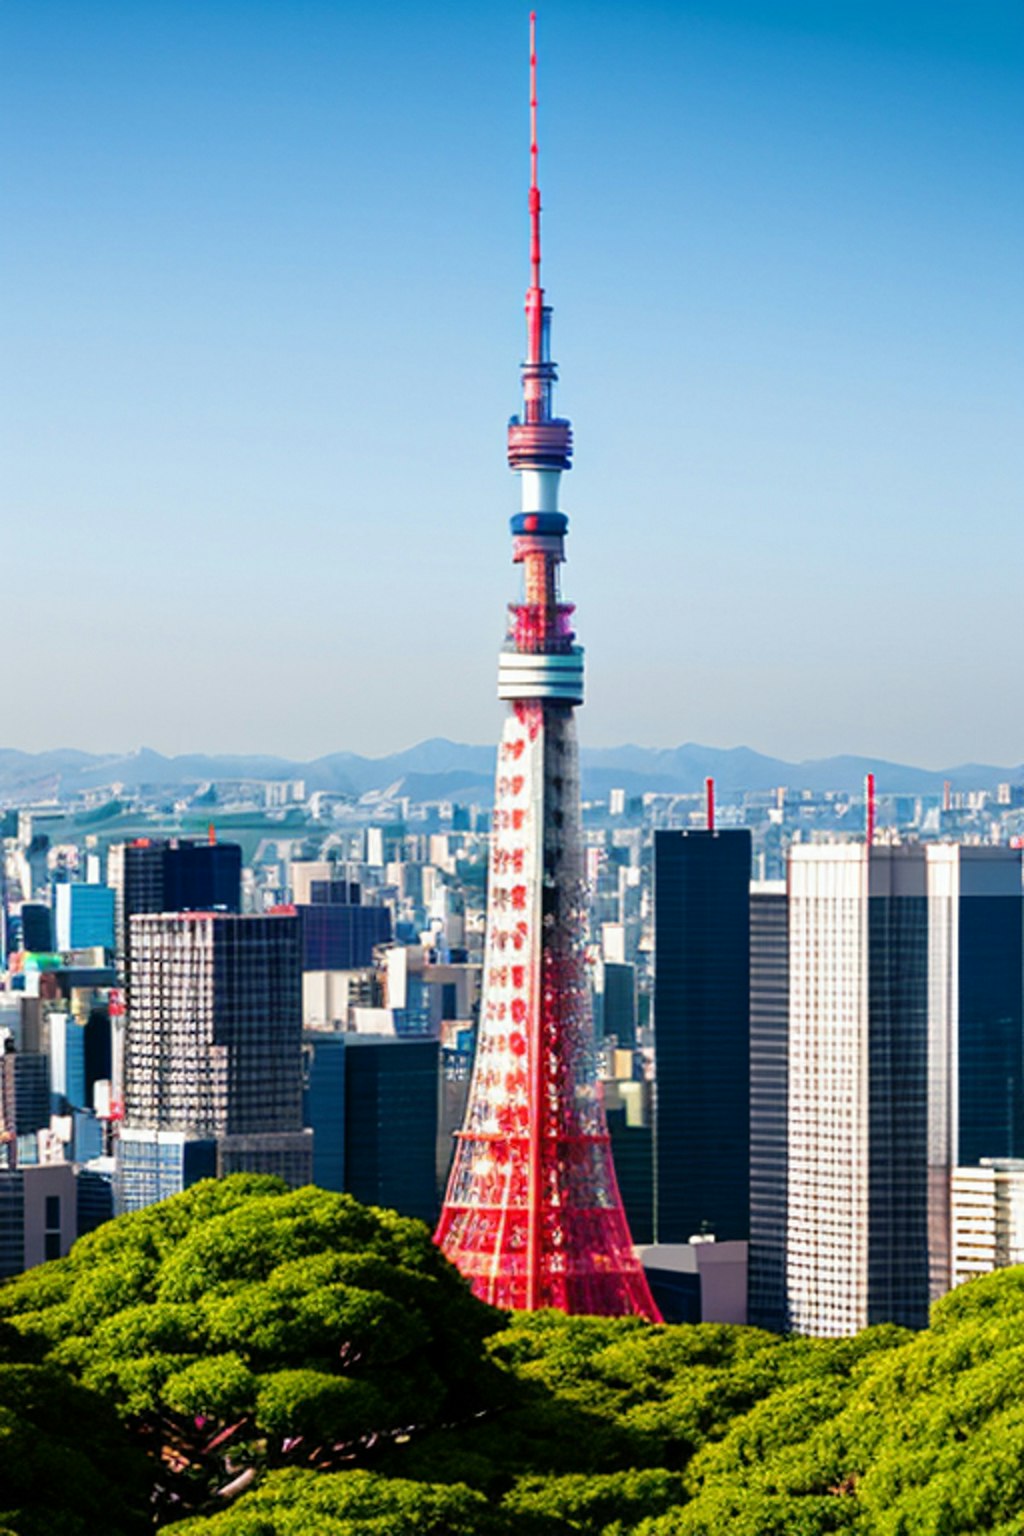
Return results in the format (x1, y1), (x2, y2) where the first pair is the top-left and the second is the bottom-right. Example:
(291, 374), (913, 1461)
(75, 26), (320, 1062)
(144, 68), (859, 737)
(163, 1469), (530, 1536)
(0, 1177), (504, 1520)
(9, 1181), (1024, 1536)
(0, 1320), (149, 1536)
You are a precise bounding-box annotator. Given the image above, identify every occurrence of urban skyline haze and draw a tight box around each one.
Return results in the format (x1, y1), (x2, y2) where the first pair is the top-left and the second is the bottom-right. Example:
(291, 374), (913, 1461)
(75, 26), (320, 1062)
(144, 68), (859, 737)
(3, 0), (1021, 765)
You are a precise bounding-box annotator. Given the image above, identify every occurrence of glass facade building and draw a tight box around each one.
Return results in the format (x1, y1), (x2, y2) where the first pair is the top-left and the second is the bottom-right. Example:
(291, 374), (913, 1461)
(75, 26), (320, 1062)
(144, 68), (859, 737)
(0, 1053), (50, 1152)
(296, 903), (392, 972)
(53, 883), (116, 953)
(747, 880), (789, 1332)
(116, 1128), (217, 1210)
(606, 1103), (654, 1245)
(108, 839), (242, 989)
(786, 846), (931, 1336)
(117, 912), (310, 1211)
(19, 904), (53, 953)
(653, 830), (752, 1244)
(304, 1032), (440, 1225)
(924, 845), (1023, 1296)
(866, 858), (930, 1329)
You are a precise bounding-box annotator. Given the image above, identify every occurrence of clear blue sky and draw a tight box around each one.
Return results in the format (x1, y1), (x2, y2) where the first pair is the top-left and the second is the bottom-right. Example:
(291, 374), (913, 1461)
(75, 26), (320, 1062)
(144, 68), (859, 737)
(3, 1), (1022, 766)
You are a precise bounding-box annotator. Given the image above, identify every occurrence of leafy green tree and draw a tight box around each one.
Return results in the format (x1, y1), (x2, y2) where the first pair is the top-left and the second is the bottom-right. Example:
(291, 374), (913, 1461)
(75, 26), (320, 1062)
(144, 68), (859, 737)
(0, 1178), (504, 1521)
(162, 1469), (537, 1535)
(0, 1323), (150, 1536)
(503, 1469), (688, 1533)
(14, 1178), (1024, 1534)
(634, 1488), (859, 1536)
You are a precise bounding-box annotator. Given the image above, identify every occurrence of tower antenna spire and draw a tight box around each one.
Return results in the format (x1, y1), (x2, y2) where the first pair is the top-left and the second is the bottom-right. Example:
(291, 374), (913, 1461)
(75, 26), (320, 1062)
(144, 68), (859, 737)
(527, 11), (543, 367)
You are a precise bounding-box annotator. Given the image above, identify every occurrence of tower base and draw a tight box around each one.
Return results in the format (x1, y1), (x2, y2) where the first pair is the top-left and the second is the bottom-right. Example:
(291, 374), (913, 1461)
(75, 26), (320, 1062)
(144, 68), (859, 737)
(436, 701), (660, 1321)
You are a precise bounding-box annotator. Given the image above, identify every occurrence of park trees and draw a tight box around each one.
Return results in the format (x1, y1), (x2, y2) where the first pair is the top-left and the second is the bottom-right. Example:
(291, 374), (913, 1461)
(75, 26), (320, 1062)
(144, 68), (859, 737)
(0, 1319), (150, 1536)
(6, 1179), (1024, 1534)
(0, 1177), (504, 1521)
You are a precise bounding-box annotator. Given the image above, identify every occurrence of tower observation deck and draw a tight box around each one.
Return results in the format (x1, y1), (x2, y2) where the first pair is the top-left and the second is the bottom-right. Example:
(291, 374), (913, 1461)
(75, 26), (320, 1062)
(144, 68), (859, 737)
(434, 16), (660, 1319)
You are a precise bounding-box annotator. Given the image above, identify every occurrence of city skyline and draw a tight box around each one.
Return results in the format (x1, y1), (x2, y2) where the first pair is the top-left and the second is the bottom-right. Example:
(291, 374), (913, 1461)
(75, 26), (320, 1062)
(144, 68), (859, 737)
(3, 0), (1022, 763)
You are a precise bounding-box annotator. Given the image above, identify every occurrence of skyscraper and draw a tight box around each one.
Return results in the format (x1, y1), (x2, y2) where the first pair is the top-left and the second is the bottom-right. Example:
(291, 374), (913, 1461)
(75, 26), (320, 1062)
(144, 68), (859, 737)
(652, 829), (752, 1244)
(54, 882), (116, 954)
(785, 845), (931, 1336)
(747, 878), (789, 1332)
(434, 18), (658, 1319)
(304, 1031), (440, 1225)
(117, 912), (311, 1211)
(0, 1048), (50, 1168)
(924, 844), (1023, 1296)
(108, 837), (242, 977)
(293, 901), (392, 972)
(773, 841), (1023, 1333)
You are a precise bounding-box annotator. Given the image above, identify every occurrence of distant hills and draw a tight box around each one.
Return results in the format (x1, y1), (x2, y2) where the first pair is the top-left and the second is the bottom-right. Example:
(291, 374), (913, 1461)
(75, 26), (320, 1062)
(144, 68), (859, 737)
(0, 739), (1021, 805)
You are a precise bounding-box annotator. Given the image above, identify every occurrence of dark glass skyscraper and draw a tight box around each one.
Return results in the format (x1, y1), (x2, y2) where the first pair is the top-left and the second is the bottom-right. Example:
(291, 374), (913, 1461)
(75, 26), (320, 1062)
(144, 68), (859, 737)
(295, 903), (392, 972)
(653, 829), (751, 1243)
(867, 853), (930, 1329)
(747, 881), (789, 1332)
(304, 1032), (440, 1225)
(924, 845), (1023, 1296)
(109, 838), (242, 980)
(955, 854), (1024, 1165)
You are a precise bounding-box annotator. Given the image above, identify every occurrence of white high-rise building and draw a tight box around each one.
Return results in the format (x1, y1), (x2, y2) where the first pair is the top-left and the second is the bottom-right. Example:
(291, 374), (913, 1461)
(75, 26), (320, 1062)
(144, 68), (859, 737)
(782, 842), (1023, 1337)
(951, 1160), (1024, 1286)
(785, 845), (930, 1337)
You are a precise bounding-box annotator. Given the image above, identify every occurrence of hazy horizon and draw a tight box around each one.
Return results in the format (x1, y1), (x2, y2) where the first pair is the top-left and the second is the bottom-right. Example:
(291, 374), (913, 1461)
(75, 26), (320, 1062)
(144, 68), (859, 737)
(2, 734), (1022, 776)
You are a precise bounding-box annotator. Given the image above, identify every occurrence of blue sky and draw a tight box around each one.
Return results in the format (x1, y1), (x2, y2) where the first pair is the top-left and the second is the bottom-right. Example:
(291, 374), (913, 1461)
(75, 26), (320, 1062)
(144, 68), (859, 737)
(3, 1), (1022, 765)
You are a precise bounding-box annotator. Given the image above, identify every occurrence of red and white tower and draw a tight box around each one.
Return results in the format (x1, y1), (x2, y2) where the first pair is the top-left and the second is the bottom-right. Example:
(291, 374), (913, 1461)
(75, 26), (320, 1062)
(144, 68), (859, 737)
(434, 16), (659, 1320)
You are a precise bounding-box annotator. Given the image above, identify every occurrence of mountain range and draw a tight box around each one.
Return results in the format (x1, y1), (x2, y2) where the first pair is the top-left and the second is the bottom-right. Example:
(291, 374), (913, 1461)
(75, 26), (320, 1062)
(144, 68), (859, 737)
(0, 740), (1020, 805)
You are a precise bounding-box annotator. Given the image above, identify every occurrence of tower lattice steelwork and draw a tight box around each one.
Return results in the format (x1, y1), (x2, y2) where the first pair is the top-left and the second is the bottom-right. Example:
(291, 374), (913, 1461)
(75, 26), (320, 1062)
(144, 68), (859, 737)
(434, 17), (660, 1319)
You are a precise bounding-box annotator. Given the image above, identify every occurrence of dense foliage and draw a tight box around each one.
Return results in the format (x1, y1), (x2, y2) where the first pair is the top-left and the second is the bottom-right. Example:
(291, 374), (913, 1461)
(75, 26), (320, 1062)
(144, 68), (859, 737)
(5, 1180), (1024, 1534)
(0, 1320), (149, 1536)
(0, 1177), (503, 1521)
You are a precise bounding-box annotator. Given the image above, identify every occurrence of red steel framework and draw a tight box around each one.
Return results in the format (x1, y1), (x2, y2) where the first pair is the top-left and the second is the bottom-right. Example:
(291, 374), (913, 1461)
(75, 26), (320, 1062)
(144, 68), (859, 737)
(434, 15), (660, 1320)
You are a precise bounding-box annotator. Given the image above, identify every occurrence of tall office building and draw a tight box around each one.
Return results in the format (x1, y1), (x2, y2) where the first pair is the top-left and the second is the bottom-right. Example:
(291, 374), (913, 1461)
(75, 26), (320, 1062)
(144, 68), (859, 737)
(117, 912), (310, 1211)
(19, 903), (53, 953)
(924, 844), (1023, 1296)
(294, 902), (392, 972)
(434, 18), (658, 1319)
(304, 1032), (440, 1225)
(595, 959), (638, 1046)
(786, 845), (931, 1336)
(0, 1048), (50, 1168)
(652, 829), (751, 1244)
(108, 838), (242, 975)
(54, 883), (116, 954)
(757, 841), (1023, 1333)
(747, 879), (789, 1332)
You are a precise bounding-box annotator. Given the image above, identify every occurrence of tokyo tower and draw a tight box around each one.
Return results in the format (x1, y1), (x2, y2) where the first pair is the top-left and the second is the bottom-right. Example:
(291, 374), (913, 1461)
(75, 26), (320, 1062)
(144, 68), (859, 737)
(434, 15), (660, 1320)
